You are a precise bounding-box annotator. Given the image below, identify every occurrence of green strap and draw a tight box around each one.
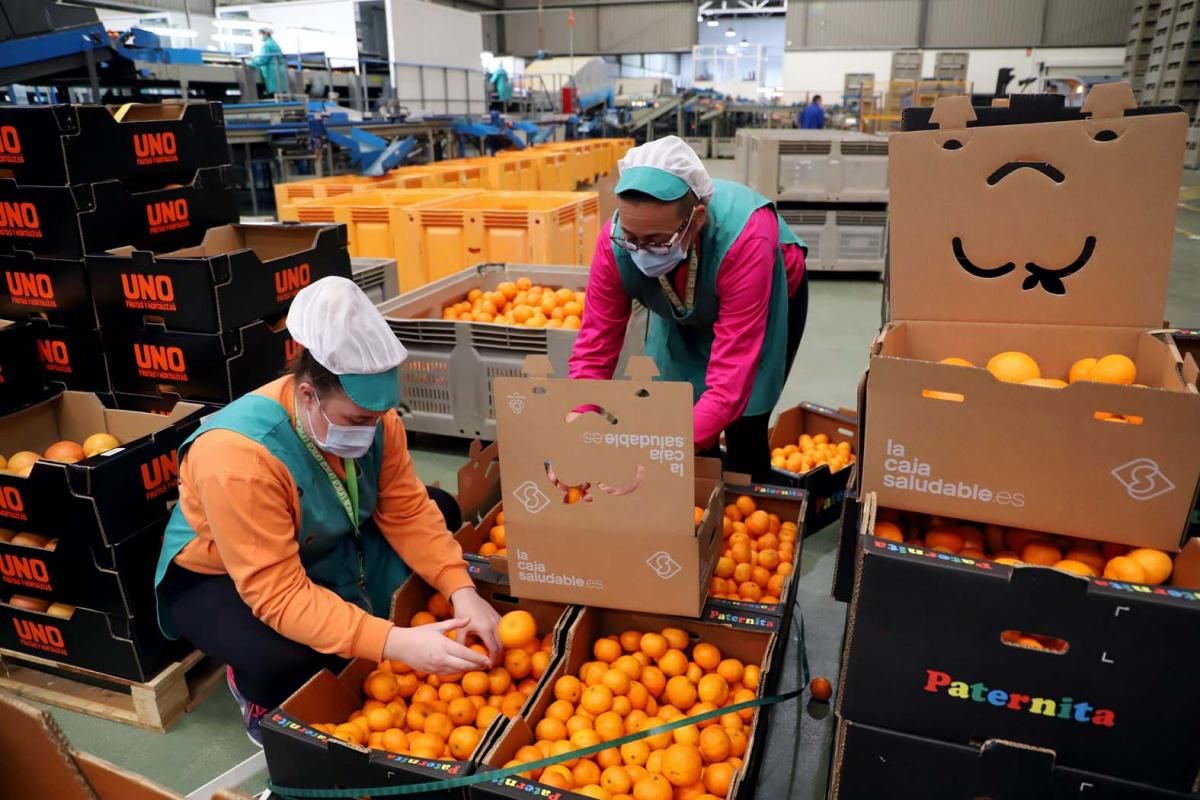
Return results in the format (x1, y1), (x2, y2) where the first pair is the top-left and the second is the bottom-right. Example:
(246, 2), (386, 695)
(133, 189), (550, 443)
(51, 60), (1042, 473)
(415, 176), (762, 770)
(658, 244), (699, 318)
(293, 394), (365, 588)
(266, 688), (800, 798)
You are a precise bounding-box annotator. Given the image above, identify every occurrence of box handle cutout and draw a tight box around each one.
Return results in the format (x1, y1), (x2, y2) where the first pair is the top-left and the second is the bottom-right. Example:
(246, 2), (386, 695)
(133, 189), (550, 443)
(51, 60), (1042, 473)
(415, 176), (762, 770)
(1093, 129), (1119, 142)
(921, 389), (965, 403)
(1000, 630), (1068, 655)
(566, 404), (619, 425)
(986, 162), (1064, 186)
(837, 427), (855, 438)
(1094, 411), (1144, 425)
(544, 460), (593, 504)
(941, 139), (963, 150)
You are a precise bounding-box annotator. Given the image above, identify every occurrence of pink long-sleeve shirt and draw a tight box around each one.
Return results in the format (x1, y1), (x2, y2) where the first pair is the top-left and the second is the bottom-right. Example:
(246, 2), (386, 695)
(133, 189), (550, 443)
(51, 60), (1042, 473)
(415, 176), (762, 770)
(569, 207), (806, 448)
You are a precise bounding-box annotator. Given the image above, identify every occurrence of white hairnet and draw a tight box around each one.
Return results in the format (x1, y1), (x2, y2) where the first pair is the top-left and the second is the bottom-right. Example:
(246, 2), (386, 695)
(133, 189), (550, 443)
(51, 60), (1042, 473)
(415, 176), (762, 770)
(618, 135), (714, 203)
(286, 276), (407, 375)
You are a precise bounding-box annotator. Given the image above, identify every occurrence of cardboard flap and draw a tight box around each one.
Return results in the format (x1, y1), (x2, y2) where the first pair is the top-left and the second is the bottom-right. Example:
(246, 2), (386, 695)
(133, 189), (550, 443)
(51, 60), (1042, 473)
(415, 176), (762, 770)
(1080, 82), (1137, 120)
(620, 355), (659, 382)
(73, 752), (182, 800)
(1173, 537), (1200, 590)
(521, 353), (555, 379)
(0, 692), (100, 800)
(888, 82), (1188, 328)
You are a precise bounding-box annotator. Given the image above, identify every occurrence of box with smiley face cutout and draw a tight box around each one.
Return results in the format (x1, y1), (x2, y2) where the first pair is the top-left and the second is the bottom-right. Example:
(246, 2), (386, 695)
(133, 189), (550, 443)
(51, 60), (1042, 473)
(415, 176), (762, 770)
(859, 83), (1200, 552)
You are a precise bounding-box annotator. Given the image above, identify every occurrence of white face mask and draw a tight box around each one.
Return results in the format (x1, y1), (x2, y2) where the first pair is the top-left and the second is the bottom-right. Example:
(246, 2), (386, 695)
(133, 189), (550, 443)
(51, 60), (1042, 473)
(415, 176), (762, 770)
(305, 392), (377, 459)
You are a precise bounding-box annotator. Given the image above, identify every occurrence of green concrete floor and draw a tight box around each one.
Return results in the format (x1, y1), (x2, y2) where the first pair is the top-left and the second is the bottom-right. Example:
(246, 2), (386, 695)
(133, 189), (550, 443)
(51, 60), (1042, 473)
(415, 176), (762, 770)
(43, 164), (1200, 798)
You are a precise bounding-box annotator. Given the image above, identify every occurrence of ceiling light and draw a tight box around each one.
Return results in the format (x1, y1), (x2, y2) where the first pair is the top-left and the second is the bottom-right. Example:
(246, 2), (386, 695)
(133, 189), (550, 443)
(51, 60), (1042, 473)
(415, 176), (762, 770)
(137, 25), (198, 38)
(706, 18), (719, 27)
(725, 26), (736, 37)
(725, 45), (737, 55)
(739, 38), (749, 47)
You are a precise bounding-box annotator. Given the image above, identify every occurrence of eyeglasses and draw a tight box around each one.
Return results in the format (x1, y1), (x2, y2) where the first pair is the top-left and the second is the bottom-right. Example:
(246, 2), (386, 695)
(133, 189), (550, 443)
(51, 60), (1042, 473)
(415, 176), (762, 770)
(610, 207), (696, 255)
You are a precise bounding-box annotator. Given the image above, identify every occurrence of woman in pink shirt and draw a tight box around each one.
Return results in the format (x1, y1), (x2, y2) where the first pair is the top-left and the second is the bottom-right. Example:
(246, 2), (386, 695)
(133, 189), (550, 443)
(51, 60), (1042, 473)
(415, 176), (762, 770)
(569, 136), (808, 482)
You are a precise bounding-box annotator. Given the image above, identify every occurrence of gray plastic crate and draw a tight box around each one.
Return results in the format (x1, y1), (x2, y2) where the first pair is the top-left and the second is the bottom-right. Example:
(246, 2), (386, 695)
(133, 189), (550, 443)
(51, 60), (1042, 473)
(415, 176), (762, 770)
(684, 137), (711, 158)
(744, 130), (889, 203)
(351, 257), (398, 304)
(780, 207), (887, 273)
(378, 263), (647, 439)
(715, 137), (736, 159)
(891, 51), (922, 81)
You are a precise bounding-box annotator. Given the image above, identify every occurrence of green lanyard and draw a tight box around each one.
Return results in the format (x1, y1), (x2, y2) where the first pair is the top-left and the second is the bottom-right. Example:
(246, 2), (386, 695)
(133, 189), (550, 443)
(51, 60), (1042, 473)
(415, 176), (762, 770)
(293, 395), (365, 588)
(658, 244), (699, 317)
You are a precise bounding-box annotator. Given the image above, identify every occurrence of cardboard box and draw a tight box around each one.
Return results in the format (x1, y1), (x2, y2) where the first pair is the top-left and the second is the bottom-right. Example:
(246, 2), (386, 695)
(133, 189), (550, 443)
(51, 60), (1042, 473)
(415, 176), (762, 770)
(89, 222), (352, 333)
(701, 478), (807, 632)
(829, 719), (1194, 800)
(455, 440), (502, 526)
(859, 85), (1200, 551)
(104, 316), (294, 404)
(101, 390), (224, 416)
(0, 318), (53, 415)
(0, 391), (205, 546)
(0, 250), (95, 327)
(0, 101), (227, 186)
(0, 514), (164, 618)
(1173, 327), (1200, 366)
(0, 166), (238, 259)
(835, 492), (1200, 792)
(768, 401), (858, 532)
(261, 577), (575, 797)
(29, 319), (111, 393)
(0, 691), (255, 800)
(472, 605), (778, 800)
(493, 356), (723, 617)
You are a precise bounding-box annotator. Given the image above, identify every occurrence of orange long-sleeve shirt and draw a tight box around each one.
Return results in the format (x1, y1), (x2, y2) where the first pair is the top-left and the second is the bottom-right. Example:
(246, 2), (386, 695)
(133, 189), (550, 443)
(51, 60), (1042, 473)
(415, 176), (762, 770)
(172, 375), (473, 661)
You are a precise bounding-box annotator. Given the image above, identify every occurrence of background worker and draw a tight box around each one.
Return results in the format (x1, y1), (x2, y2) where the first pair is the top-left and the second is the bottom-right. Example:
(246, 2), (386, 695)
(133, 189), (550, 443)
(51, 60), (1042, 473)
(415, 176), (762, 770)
(249, 26), (285, 97)
(569, 136), (808, 482)
(154, 277), (500, 745)
(799, 95), (825, 129)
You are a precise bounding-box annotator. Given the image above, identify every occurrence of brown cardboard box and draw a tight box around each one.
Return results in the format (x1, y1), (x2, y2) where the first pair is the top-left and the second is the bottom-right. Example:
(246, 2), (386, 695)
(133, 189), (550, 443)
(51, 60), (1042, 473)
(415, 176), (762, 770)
(0, 690), (254, 800)
(493, 356), (723, 617)
(472, 605), (778, 800)
(859, 84), (1200, 551)
(768, 402), (858, 531)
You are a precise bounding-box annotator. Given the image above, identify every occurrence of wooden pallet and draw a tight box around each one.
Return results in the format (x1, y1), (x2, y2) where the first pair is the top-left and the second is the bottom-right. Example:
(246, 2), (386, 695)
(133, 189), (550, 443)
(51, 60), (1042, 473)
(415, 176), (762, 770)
(0, 648), (225, 732)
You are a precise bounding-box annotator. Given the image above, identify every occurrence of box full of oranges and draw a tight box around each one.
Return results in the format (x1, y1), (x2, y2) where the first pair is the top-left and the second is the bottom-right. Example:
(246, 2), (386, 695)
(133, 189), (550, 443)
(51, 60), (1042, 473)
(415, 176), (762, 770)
(0, 391), (205, 548)
(860, 85), (1200, 550)
(701, 482), (806, 632)
(768, 402), (857, 532)
(830, 719), (1194, 800)
(834, 491), (1200, 793)
(472, 606), (778, 800)
(0, 319), (53, 415)
(457, 502), (510, 586)
(261, 575), (577, 796)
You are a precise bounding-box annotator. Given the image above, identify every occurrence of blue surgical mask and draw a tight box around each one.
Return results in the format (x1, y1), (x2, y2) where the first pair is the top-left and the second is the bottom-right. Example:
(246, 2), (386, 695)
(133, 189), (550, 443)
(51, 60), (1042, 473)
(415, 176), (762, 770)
(307, 395), (377, 459)
(630, 241), (687, 277)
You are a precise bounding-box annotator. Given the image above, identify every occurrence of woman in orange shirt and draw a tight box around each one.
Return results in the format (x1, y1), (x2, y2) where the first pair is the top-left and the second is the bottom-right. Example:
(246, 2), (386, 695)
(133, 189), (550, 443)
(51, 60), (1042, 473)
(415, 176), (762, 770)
(153, 277), (500, 745)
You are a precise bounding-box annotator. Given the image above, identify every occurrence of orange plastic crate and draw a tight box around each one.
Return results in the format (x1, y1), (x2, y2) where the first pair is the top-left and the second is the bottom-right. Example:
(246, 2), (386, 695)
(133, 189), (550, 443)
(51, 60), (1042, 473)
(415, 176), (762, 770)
(411, 163), (487, 189)
(488, 152), (540, 190)
(275, 173), (432, 220)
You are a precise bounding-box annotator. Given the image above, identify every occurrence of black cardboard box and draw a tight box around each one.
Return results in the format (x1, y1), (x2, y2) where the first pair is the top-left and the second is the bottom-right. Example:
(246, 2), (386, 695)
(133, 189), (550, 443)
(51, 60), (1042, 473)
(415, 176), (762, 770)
(836, 493), (1200, 792)
(0, 250), (95, 327)
(0, 166), (237, 259)
(768, 402), (857, 533)
(829, 719), (1193, 800)
(261, 577), (575, 799)
(29, 320), (110, 393)
(0, 319), (53, 415)
(0, 514), (164, 618)
(89, 223), (351, 334)
(104, 317), (295, 404)
(0, 391), (205, 546)
(0, 102), (226, 187)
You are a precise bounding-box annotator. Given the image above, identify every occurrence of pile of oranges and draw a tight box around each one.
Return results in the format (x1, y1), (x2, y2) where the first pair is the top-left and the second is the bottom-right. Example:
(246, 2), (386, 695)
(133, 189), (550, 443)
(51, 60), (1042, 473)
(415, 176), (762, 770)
(0, 529), (58, 550)
(501, 626), (761, 800)
(478, 509), (508, 558)
(6, 595), (74, 618)
(702, 495), (798, 605)
(770, 432), (854, 475)
(441, 278), (585, 330)
(873, 508), (1181, 587)
(941, 351), (1141, 389)
(0, 432), (121, 476)
(307, 596), (552, 760)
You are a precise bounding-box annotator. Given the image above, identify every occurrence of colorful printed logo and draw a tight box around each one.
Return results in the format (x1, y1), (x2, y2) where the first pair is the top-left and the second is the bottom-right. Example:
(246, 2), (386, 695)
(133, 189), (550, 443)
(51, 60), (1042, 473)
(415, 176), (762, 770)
(491, 776), (563, 799)
(12, 617), (66, 656)
(35, 338), (72, 374)
(0, 126), (24, 164)
(133, 343), (188, 382)
(141, 450), (179, 500)
(923, 669), (1115, 726)
(4, 271), (55, 308)
(274, 262), (312, 303)
(132, 132), (178, 166)
(0, 486), (26, 521)
(0, 201), (42, 239)
(120, 273), (176, 311)
(0, 551), (51, 591)
(146, 198), (189, 235)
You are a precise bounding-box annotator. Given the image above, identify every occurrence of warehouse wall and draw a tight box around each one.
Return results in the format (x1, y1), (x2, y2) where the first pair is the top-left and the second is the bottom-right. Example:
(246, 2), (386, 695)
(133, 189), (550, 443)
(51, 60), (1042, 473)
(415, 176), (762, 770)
(386, 0), (486, 113)
(697, 16), (786, 88)
(221, 1), (361, 63)
(501, 0), (695, 56)
(785, 0), (1133, 49)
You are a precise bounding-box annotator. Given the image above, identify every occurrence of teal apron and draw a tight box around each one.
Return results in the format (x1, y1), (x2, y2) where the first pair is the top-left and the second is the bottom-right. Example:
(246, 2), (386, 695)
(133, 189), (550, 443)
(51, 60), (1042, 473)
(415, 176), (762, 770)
(153, 392), (411, 639)
(613, 179), (804, 417)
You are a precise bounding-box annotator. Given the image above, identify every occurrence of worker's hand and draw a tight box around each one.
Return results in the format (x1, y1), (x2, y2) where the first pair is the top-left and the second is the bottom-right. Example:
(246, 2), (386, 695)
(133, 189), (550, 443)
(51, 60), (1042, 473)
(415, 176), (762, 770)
(450, 587), (503, 666)
(383, 618), (490, 676)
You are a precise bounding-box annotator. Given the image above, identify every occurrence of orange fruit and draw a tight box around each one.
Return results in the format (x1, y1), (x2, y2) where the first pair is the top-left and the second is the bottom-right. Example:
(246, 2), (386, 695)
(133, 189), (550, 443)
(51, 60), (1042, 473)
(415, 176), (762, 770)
(641, 666), (667, 697)
(1127, 548), (1173, 584)
(1052, 559), (1096, 577)
(1023, 377), (1067, 389)
(698, 726), (732, 763)
(595, 710), (625, 742)
(462, 671), (489, 696)
(425, 711), (453, 741)
(501, 691), (527, 717)
(986, 351), (1040, 383)
(661, 744), (703, 788)
(658, 649), (688, 678)
(541, 765), (574, 790)
(488, 668), (512, 695)
(1104, 555), (1148, 583)
(620, 630), (644, 652)
(448, 726), (481, 759)
(601, 668), (632, 696)
(365, 672), (400, 703)
(732, 689), (757, 721)
(723, 504), (742, 523)
(333, 723), (364, 745)
(925, 529), (964, 553)
(810, 676), (833, 702)
(745, 511), (769, 536)
(738, 582), (763, 602)
(727, 728), (749, 758)
(476, 705), (502, 730)
(547, 699), (575, 721)
(1021, 540), (1062, 566)
(504, 649), (532, 680)
(750, 566), (772, 589)
(729, 542), (752, 565)
(714, 557), (735, 579)
(447, 697), (477, 726)
(405, 703), (430, 731)
(537, 717), (568, 741)
(1068, 357), (1098, 383)
(572, 728), (603, 751)
(602, 766), (634, 795)
(614, 655), (643, 681)
(672, 723), (700, 746)
(633, 773), (673, 800)
(439, 683), (465, 703)
(489, 524), (506, 548)
(573, 762), (603, 790)
(582, 684), (615, 715)
(661, 627), (689, 650)
(939, 357), (974, 367)
(498, 610), (537, 650)
(734, 495), (756, 517)
(568, 715), (595, 736)
(382, 728), (408, 753)
(556, 675), (584, 703)
(427, 593), (453, 620)
(691, 643), (721, 671)
(365, 707), (394, 731)
(582, 661), (608, 686)
(620, 740), (651, 767)
(595, 637), (623, 663)
(704, 761), (735, 796)
(410, 611), (437, 627)
(1086, 354), (1136, 385)
(716, 659), (744, 685)
(697, 674), (729, 706)
(665, 676), (698, 710)
(758, 549), (781, 570)
(640, 633), (668, 659)
(1063, 547), (1105, 572)
(531, 651), (551, 679)
(732, 562), (753, 584)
